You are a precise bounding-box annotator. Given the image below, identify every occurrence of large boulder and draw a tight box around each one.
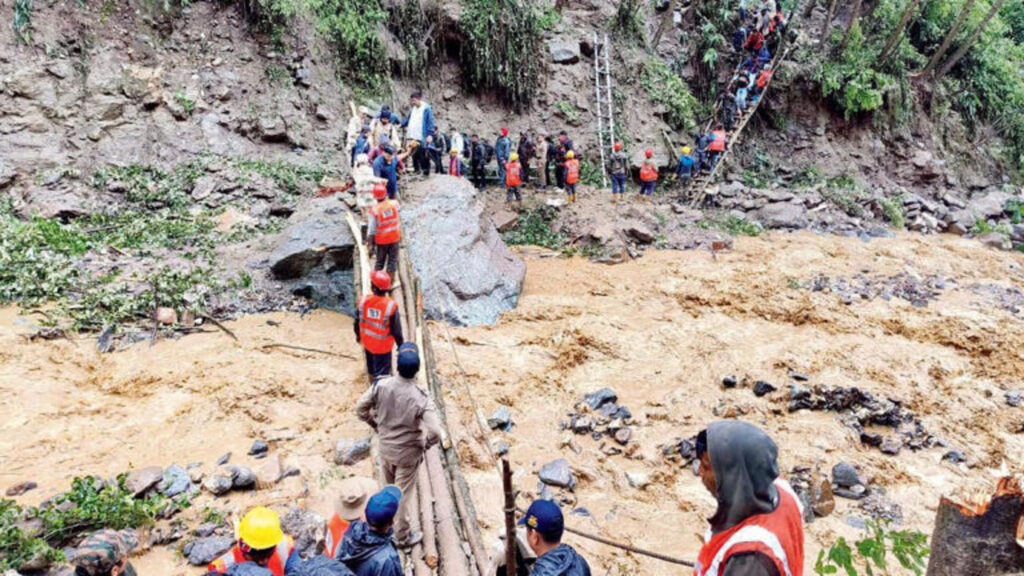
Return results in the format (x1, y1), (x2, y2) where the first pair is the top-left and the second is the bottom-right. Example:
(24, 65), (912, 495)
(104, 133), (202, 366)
(402, 177), (525, 326)
(548, 39), (581, 64)
(756, 202), (807, 229)
(269, 198), (355, 280)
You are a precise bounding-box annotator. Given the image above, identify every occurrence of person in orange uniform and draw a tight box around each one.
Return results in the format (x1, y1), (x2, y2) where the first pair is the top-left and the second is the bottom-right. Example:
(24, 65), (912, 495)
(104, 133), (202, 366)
(207, 507), (299, 576)
(639, 149), (659, 201)
(325, 476), (380, 559)
(354, 271), (404, 383)
(505, 152), (524, 208)
(368, 183), (401, 275)
(708, 124), (727, 169)
(694, 421), (804, 576)
(564, 151), (580, 204)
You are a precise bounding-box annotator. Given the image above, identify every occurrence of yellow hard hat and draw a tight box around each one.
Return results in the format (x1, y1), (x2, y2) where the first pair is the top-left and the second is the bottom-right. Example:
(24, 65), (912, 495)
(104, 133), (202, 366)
(510, 153), (519, 162)
(682, 146), (691, 154)
(449, 148), (458, 155)
(237, 507), (284, 550)
(565, 151), (575, 159)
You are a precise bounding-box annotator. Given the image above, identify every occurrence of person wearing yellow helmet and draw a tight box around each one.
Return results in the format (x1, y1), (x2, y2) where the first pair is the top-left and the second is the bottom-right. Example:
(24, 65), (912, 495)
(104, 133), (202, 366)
(677, 146), (696, 187)
(208, 507), (299, 576)
(447, 148), (466, 178)
(564, 150), (580, 204)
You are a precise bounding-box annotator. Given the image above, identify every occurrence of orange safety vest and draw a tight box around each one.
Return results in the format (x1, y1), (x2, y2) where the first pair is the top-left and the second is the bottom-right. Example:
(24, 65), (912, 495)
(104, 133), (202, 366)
(208, 537), (295, 576)
(695, 479), (804, 576)
(640, 162), (658, 182)
(448, 157), (463, 176)
(359, 295), (397, 354)
(505, 161), (522, 187)
(324, 514), (351, 559)
(757, 70), (773, 88)
(372, 200), (401, 245)
(709, 131), (727, 152)
(565, 159), (580, 185)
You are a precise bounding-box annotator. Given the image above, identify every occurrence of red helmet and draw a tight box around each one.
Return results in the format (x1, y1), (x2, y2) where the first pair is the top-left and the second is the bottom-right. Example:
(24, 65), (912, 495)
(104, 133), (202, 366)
(372, 183), (387, 200)
(645, 149), (653, 158)
(500, 127), (509, 136)
(613, 142), (623, 151)
(371, 270), (392, 291)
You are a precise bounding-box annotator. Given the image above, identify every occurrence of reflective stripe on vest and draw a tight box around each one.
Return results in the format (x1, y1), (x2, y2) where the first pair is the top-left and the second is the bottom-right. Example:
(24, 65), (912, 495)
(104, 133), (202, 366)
(373, 201), (401, 245)
(695, 479), (804, 576)
(324, 514), (350, 559)
(449, 158), (461, 176)
(566, 160), (580, 184)
(208, 537), (294, 576)
(506, 162), (522, 187)
(360, 296), (396, 354)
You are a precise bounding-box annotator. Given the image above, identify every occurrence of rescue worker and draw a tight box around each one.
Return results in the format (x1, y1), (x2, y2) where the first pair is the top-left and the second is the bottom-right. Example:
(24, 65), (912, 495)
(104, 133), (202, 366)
(708, 124), (727, 169)
(355, 343), (441, 549)
(469, 134), (487, 190)
(208, 507), (299, 576)
(338, 487), (405, 576)
(608, 141), (629, 202)
(354, 271), (404, 382)
(744, 28), (764, 53)
(505, 152), (524, 208)
(447, 148), (466, 177)
(495, 127), (512, 189)
(345, 106), (372, 167)
(733, 25), (748, 52)
(351, 127), (371, 168)
(325, 477), (380, 560)
(294, 556), (354, 576)
(536, 134), (550, 190)
(518, 499), (591, 576)
(427, 127), (448, 174)
(518, 131), (536, 186)
(564, 151), (580, 204)
(450, 129), (465, 158)
(676, 146), (695, 186)
(720, 93), (738, 132)
(696, 132), (710, 172)
(70, 529), (138, 576)
(694, 421), (804, 576)
(752, 64), (773, 100)
(554, 131), (573, 189)
(639, 149), (658, 200)
(368, 184), (401, 274)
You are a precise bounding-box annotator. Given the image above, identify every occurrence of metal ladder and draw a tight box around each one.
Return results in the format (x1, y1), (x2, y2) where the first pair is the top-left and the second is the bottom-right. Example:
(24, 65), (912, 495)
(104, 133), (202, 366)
(592, 32), (615, 189)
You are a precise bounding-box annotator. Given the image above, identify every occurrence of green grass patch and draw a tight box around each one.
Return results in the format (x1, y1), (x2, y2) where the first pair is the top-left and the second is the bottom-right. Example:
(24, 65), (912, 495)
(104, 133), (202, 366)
(698, 215), (763, 236)
(502, 205), (566, 250)
(641, 57), (699, 132)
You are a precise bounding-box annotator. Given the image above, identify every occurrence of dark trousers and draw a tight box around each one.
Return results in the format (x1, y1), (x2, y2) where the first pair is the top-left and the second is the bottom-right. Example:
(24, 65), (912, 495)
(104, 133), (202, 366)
(472, 164), (486, 189)
(374, 242), (399, 274)
(555, 165), (566, 189)
(611, 173), (627, 195)
(521, 161), (531, 184)
(365, 350), (392, 382)
(506, 186), (521, 203)
(413, 146), (430, 175)
(430, 150), (443, 174)
(641, 181), (656, 195)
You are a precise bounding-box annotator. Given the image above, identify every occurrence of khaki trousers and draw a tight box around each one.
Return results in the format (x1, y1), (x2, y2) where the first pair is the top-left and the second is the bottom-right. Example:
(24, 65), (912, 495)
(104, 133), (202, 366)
(382, 454), (422, 541)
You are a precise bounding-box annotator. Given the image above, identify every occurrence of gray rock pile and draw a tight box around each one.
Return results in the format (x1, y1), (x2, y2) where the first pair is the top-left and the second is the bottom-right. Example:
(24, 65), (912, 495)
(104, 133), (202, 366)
(562, 388), (636, 455)
(804, 272), (948, 308)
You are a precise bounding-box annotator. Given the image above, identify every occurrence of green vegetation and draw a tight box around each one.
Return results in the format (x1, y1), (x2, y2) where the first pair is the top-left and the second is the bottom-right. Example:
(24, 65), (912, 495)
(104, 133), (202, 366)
(308, 0), (388, 90)
(612, 0), (644, 43)
(266, 64), (291, 86)
(813, 520), (929, 576)
(792, 165), (826, 188)
(502, 206), (566, 250)
(1, 476), (183, 571)
(879, 195), (906, 228)
(641, 58), (699, 132)
(554, 101), (582, 126)
(536, 4), (561, 31)
(579, 159), (604, 187)
(174, 90), (196, 116)
(698, 215), (763, 236)
(822, 173), (867, 217)
(13, 0), (32, 44)
(741, 152), (776, 188)
(460, 0), (544, 111)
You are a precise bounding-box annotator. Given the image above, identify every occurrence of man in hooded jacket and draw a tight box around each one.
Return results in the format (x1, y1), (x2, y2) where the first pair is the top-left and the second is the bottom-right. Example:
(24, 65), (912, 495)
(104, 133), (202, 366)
(338, 487), (405, 576)
(519, 499), (591, 576)
(694, 420), (805, 576)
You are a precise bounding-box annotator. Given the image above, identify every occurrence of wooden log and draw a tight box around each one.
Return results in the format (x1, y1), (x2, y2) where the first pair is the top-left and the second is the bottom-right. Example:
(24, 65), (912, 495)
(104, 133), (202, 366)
(426, 447), (472, 576)
(418, 464), (440, 568)
(502, 457), (517, 576)
(926, 476), (1024, 576)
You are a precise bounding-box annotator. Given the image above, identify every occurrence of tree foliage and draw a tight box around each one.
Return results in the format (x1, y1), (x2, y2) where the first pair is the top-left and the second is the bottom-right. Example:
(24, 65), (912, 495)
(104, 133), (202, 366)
(459, 0), (544, 111)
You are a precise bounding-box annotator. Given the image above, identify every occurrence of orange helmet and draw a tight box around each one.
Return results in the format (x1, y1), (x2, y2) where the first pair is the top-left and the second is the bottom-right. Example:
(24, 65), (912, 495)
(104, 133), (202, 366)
(614, 142), (623, 151)
(371, 271), (392, 291)
(373, 184), (388, 200)
(645, 149), (653, 158)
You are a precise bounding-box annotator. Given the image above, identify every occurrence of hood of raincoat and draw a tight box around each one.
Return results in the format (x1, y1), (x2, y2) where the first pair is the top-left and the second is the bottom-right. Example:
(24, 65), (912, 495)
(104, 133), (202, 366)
(531, 544), (591, 576)
(707, 420), (780, 533)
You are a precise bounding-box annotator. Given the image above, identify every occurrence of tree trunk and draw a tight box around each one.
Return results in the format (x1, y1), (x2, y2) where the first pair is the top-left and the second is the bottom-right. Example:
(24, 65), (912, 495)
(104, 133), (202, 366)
(837, 0), (863, 52)
(921, 0), (976, 76)
(935, 0), (1007, 80)
(926, 477), (1024, 576)
(820, 0), (839, 42)
(650, 0), (677, 52)
(878, 0), (921, 62)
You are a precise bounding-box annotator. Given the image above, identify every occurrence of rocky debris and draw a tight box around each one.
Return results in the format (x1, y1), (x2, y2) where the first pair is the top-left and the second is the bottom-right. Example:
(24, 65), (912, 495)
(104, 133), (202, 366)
(202, 473), (233, 496)
(978, 232), (1011, 251)
(969, 283), (1024, 318)
(880, 435), (904, 456)
(255, 455), (284, 487)
(157, 465), (193, 498)
(943, 450), (967, 464)
(227, 465), (255, 489)
(789, 467), (835, 523)
(583, 388), (617, 410)
(722, 375), (738, 389)
(857, 489), (903, 524)
(126, 466), (164, 496)
(755, 202), (807, 229)
(248, 440), (269, 457)
(831, 462), (863, 489)
(548, 39), (581, 64)
(487, 406), (513, 431)
(334, 438), (372, 466)
(752, 380), (777, 397)
(806, 271), (947, 308)
(5, 481), (38, 497)
(186, 536), (234, 565)
(216, 453), (231, 466)
(625, 471), (650, 490)
(492, 210), (519, 233)
(563, 389), (635, 450)
(835, 484), (868, 500)
(539, 459), (576, 490)
(148, 523), (185, 547)
(281, 506), (325, 559)
(1006, 390), (1022, 408)
(402, 177), (525, 326)
(155, 307), (178, 325)
(661, 436), (698, 467)
(196, 523), (220, 538)
(269, 198), (355, 280)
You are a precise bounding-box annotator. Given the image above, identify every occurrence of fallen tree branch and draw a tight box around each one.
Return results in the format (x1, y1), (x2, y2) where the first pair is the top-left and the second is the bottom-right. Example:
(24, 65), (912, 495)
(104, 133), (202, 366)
(200, 314), (238, 341)
(259, 343), (357, 360)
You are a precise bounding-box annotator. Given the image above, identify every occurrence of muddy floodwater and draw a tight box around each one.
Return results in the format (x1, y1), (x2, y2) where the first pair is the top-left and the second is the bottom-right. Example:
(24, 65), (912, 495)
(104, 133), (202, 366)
(2, 231), (1023, 575)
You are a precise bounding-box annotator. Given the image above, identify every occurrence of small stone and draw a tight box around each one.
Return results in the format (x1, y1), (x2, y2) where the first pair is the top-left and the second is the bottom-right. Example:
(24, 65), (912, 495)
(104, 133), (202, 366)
(487, 406), (513, 430)
(812, 476), (835, 517)
(942, 450), (967, 464)
(613, 428), (632, 445)
(5, 481), (38, 497)
(154, 307), (177, 325)
(493, 440), (510, 457)
(157, 465), (192, 497)
(880, 435), (903, 455)
(788, 371), (809, 382)
(570, 414), (594, 434)
(228, 466), (255, 489)
(126, 466), (164, 496)
(539, 459), (576, 490)
(216, 452), (231, 466)
(255, 455), (283, 487)
(834, 484), (867, 500)
(583, 388), (618, 410)
(248, 440), (269, 456)
(186, 536), (234, 565)
(625, 471), (650, 489)
(202, 474), (232, 496)
(334, 438), (372, 466)
(195, 523), (219, 538)
(845, 515), (868, 530)
(753, 381), (777, 397)
(1006, 390), (1022, 408)
(722, 375), (738, 388)
(831, 462), (863, 489)
(188, 468), (205, 483)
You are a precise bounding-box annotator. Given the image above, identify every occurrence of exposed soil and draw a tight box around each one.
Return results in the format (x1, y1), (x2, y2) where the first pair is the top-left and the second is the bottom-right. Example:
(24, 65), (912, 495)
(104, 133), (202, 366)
(430, 231), (1024, 575)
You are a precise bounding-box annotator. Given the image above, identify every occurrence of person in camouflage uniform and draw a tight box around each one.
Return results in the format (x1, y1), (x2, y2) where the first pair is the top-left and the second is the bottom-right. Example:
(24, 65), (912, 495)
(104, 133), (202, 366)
(70, 530), (138, 576)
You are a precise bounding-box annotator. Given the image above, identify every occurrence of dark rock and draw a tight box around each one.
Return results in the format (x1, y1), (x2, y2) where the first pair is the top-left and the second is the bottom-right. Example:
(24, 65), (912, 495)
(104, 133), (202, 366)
(834, 484), (867, 500)
(195, 523), (219, 538)
(227, 466), (255, 489)
(202, 473), (232, 496)
(289, 268), (356, 317)
(583, 387), (618, 410)
(248, 440), (270, 456)
(880, 435), (903, 455)
(1006, 390), (1022, 408)
(402, 177), (525, 326)
(722, 375), (738, 388)
(942, 450), (967, 464)
(614, 428), (632, 445)
(624, 224), (656, 244)
(187, 536), (234, 565)
(216, 453), (231, 466)
(148, 525), (183, 546)
(831, 462), (862, 489)
(5, 481), (38, 497)
(753, 381), (777, 397)
(269, 198), (355, 280)
(157, 465), (192, 498)
(487, 406), (513, 430)
(539, 459), (576, 490)
(281, 506), (324, 559)
(569, 414), (594, 434)
(126, 466), (164, 496)
(756, 202), (807, 229)
(788, 371), (809, 382)
(334, 438), (372, 466)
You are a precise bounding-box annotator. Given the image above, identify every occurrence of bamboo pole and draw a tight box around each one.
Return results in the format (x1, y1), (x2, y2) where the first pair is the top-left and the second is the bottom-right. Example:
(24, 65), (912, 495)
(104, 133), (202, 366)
(502, 457), (516, 576)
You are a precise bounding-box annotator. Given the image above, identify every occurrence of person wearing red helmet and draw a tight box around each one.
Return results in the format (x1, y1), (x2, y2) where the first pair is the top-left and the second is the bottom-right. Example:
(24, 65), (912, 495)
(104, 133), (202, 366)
(608, 141), (629, 203)
(639, 148), (659, 202)
(368, 183), (402, 274)
(354, 270), (404, 382)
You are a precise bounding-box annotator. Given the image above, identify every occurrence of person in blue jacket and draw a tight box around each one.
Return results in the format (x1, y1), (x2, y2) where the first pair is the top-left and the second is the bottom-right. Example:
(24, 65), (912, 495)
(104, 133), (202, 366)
(401, 91), (435, 176)
(338, 487), (404, 576)
(495, 127), (512, 189)
(372, 146), (401, 200)
(520, 499), (591, 576)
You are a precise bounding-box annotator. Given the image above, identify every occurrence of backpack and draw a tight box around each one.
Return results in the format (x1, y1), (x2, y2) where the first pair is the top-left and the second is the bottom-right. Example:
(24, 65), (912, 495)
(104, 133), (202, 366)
(482, 142), (495, 164)
(640, 163), (658, 182)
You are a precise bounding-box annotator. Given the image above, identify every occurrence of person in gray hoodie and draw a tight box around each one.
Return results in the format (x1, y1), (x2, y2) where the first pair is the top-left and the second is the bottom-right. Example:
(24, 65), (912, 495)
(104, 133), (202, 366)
(693, 420), (805, 576)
